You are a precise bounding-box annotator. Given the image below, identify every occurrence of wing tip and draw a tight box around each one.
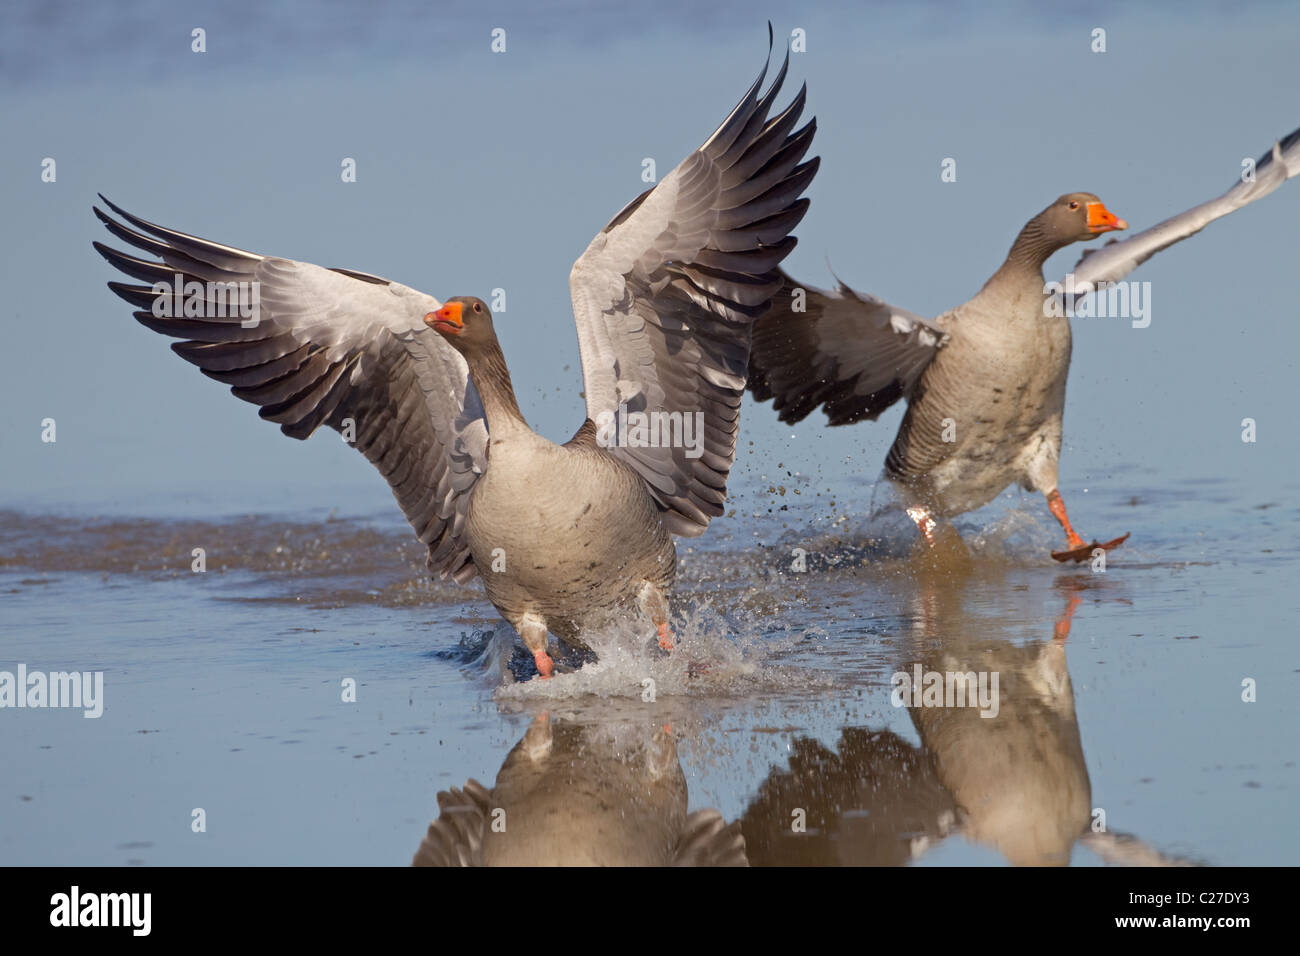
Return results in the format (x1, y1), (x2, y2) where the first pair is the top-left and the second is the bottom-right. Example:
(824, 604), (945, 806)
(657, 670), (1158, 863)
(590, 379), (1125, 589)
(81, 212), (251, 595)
(699, 25), (782, 154)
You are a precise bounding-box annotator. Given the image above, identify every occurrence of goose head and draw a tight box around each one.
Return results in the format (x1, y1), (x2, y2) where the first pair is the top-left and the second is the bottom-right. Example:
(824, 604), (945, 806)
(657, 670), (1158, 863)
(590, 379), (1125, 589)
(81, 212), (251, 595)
(425, 296), (498, 353)
(1040, 192), (1128, 245)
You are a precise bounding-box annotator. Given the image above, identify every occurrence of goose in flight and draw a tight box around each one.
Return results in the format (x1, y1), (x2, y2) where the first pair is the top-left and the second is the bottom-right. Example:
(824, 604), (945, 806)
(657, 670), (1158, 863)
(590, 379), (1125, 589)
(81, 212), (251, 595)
(93, 37), (818, 676)
(748, 126), (1298, 561)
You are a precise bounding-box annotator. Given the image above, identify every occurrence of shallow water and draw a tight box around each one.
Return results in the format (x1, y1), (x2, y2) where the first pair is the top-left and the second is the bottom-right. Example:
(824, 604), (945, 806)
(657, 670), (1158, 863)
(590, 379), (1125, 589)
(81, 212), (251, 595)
(2, 468), (1295, 866)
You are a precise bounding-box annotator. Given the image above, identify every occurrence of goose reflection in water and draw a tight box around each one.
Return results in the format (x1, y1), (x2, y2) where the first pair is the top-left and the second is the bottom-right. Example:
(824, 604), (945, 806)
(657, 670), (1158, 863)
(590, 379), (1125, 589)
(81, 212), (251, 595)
(741, 576), (1197, 866)
(902, 582), (1092, 865)
(414, 712), (747, 867)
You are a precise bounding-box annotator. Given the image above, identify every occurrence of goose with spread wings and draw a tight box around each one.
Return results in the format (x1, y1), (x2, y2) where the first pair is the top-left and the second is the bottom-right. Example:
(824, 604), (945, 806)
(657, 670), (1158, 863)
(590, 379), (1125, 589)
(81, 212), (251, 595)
(94, 40), (817, 678)
(748, 126), (1298, 561)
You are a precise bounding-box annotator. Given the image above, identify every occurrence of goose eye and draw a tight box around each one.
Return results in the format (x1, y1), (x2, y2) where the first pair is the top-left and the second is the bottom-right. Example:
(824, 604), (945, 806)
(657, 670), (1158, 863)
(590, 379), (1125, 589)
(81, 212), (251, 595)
(473, 303), (482, 313)
(1068, 201), (1079, 210)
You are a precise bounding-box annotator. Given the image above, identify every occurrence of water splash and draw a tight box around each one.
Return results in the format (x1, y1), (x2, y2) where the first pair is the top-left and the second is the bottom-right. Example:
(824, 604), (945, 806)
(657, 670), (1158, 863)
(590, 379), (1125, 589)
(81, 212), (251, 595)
(494, 601), (838, 701)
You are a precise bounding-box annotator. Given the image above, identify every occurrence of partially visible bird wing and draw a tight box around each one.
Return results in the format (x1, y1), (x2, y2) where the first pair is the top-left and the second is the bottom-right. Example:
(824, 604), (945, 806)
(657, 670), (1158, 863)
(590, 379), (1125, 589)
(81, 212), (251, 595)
(1061, 125), (1300, 302)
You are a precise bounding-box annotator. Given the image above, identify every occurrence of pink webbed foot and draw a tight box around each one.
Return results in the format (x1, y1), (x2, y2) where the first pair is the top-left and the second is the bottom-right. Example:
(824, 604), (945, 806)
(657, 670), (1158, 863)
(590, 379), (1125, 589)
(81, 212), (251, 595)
(1050, 532), (1130, 564)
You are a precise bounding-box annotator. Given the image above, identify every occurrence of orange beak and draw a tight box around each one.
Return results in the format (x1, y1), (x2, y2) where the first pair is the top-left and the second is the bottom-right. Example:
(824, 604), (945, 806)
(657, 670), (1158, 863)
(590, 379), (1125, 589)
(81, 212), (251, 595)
(425, 301), (463, 335)
(1086, 202), (1128, 233)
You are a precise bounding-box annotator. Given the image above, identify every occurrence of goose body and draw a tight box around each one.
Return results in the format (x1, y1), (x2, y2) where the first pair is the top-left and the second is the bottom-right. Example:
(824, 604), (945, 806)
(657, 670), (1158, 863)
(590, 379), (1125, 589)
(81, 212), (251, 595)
(463, 425), (674, 645)
(94, 33), (817, 675)
(888, 268), (1073, 519)
(750, 126), (1300, 559)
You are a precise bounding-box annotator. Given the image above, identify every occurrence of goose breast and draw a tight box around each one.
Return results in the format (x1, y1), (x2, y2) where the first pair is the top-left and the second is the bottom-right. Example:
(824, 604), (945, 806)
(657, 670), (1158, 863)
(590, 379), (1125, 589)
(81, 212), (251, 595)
(891, 292), (1073, 515)
(465, 437), (675, 641)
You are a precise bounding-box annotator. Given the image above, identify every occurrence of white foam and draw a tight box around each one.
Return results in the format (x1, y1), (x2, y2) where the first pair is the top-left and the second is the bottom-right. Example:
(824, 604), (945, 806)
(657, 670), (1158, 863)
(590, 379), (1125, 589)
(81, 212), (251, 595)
(494, 602), (837, 701)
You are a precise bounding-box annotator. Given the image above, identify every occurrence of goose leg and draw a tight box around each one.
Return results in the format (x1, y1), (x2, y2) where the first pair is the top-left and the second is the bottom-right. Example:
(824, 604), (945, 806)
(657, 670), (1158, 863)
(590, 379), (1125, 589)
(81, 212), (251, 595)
(515, 612), (554, 679)
(636, 581), (674, 651)
(905, 505), (938, 546)
(1046, 489), (1130, 563)
(1046, 490), (1085, 551)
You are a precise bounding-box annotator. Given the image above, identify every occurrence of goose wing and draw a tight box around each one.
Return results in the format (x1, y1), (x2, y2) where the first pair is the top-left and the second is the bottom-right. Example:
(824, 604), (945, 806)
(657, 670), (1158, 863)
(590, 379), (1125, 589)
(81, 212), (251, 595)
(748, 270), (946, 425)
(93, 198), (488, 583)
(1062, 126), (1300, 299)
(568, 33), (819, 536)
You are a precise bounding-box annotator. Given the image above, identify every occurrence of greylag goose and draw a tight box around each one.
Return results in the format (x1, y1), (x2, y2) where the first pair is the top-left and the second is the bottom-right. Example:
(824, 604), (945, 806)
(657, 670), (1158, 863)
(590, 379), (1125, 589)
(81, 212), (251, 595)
(93, 39), (817, 677)
(412, 714), (748, 866)
(749, 127), (1299, 561)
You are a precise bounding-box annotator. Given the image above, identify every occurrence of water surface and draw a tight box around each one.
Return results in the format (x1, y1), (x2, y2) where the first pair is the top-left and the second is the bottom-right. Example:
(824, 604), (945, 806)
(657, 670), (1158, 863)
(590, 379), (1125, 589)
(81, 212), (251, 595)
(3, 467), (1294, 865)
